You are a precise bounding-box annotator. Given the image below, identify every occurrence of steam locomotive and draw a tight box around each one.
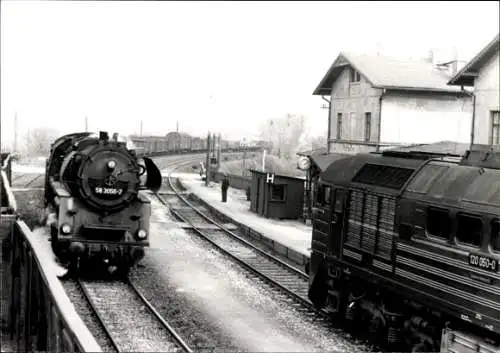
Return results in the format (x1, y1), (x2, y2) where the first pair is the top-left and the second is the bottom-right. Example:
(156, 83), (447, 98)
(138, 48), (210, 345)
(307, 145), (500, 352)
(43, 131), (162, 275)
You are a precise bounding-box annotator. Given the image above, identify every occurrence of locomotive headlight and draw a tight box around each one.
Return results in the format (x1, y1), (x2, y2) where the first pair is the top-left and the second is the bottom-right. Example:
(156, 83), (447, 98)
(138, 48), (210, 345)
(137, 229), (147, 239)
(61, 224), (72, 235)
(107, 160), (117, 170)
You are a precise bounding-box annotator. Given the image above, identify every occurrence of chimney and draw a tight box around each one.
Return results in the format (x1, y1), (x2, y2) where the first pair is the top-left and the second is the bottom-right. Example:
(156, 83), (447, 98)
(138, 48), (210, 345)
(427, 49), (434, 64)
(451, 61), (458, 76)
(451, 46), (459, 76)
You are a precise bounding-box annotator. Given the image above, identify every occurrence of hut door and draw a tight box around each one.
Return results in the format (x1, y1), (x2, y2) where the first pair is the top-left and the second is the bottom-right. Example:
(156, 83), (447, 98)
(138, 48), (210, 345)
(328, 189), (347, 258)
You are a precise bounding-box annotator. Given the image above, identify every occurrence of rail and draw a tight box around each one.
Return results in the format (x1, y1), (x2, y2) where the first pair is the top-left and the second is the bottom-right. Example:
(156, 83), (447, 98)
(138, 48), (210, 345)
(1, 152), (102, 352)
(159, 167), (323, 316)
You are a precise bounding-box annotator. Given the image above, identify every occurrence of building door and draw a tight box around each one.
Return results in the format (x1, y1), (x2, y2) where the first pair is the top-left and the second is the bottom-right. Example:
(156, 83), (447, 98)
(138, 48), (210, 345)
(257, 178), (264, 215)
(256, 177), (261, 213)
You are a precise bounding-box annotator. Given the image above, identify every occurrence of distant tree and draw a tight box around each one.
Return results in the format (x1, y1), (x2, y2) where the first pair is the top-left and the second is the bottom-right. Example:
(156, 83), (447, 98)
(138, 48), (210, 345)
(26, 127), (60, 157)
(310, 135), (327, 150)
(0, 141), (11, 153)
(259, 114), (309, 160)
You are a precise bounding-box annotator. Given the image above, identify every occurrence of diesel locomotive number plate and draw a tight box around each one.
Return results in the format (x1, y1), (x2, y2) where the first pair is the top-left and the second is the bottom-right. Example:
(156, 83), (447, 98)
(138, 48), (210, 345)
(469, 253), (498, 273)
(94, 186), (123, 196)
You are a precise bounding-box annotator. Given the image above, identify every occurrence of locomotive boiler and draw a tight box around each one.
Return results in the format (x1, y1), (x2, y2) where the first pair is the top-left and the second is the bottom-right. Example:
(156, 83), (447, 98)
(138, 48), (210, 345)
(307, 145), (500, 352)
(43, 131), (162, 275)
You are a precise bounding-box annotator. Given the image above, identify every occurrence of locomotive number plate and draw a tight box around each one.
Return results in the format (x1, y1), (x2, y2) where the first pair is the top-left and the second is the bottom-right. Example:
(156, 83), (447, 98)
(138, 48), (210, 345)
(468, 253), (498, 273)
(94, 187), (123, 196)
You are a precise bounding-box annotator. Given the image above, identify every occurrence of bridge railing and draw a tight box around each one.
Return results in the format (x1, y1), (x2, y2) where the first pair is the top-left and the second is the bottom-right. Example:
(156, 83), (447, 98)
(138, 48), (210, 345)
(1, 153), (101, 352)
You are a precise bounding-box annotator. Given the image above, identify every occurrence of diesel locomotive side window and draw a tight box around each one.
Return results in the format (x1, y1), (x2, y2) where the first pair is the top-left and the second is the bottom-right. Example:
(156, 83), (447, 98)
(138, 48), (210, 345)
(324, 186), (332, 205)
(315, 185), (324, 205)
(456, 214), (482, 247)
(315, 185), (331, 205)
(492, 220), (500, 252)
(426, 207), (451, 240)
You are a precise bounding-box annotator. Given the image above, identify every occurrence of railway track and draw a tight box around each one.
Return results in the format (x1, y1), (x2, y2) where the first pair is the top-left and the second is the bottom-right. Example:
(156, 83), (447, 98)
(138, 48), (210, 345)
(155, 160), (378, 351)
(11, 173), (44, 188)
(155, 165), (335, 323)
(63, 277), (192, 353)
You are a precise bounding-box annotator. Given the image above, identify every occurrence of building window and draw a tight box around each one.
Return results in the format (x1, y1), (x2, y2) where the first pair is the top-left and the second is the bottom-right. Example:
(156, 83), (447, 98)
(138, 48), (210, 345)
(364, 112), (371, 142)
(426, 207), (450, 240)
(491, 111), (500, 145)
(456, 213), (482, 247)
(337, 113), (342, 140)
(271, 184), (286, 202)
(349, 67), (361, 82)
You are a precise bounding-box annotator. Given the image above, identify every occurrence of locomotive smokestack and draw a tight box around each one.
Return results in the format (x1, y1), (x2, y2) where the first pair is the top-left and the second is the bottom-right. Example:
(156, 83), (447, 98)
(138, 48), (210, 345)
(99, 131), (109, 141)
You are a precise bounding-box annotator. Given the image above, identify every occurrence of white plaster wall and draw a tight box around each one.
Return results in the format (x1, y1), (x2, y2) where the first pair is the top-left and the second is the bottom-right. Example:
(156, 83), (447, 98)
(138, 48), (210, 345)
(473, 50), (500, 144)
(380, 93), (473, 145)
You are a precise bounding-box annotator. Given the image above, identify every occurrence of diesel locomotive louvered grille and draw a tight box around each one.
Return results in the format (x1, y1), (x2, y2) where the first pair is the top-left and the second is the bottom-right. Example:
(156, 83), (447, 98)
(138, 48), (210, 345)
(346, 190), (396, 259)
(352, 163), (414, 189)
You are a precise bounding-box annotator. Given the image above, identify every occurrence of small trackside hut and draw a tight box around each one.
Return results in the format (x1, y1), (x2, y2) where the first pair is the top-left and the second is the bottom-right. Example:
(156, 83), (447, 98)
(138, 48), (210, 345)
(249, 169), (305, 220)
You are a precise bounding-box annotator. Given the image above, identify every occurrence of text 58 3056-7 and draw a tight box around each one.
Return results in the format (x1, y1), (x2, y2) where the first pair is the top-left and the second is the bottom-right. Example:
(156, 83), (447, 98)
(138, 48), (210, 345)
(94, 187), (123, 196)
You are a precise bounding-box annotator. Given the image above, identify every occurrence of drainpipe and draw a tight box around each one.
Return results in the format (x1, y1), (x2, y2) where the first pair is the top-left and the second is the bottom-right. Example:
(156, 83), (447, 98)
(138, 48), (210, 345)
(376, 89), (387, 152)
(322, 95), (331, 150)
(465, 88), (476, 149)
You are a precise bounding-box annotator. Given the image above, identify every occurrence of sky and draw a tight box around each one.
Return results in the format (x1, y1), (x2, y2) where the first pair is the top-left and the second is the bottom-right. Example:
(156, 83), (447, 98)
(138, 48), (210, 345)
(1, 1), (499, 148)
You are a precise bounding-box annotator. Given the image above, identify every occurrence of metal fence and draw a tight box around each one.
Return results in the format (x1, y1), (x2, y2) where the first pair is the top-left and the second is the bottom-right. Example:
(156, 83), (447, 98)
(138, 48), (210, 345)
(210, 171), (252, 191)
(1, 153), (101, 352)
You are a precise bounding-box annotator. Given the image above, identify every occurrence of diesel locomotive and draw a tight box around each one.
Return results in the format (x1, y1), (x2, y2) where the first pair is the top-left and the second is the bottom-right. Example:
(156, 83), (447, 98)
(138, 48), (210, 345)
(307, 145), (500, 352)
(43, 131), (162, 275)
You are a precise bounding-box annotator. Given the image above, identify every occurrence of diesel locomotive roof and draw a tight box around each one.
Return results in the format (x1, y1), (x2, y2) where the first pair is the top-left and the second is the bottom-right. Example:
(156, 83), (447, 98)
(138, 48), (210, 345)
(320, 151), (433, 195)
(321, 150), (500, 208)
(404, 160), (500, 209)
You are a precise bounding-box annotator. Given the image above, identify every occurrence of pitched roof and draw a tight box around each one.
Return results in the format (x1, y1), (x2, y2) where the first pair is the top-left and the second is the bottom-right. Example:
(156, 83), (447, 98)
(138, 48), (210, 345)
(448, 33), (500, 87)
(296, 147), (328, 157)
(313, 51), (463, 96)
(388, 140), (470, 156)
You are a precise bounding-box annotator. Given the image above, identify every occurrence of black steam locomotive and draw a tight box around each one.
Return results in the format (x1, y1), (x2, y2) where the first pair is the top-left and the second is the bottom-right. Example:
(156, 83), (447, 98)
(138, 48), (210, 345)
(43, 131), (162, 275)
(307, 145), (500, 352)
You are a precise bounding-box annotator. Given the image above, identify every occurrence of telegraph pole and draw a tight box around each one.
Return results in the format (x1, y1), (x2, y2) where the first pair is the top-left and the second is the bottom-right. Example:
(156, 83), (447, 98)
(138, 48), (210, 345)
(242, 138), (247, 176)
(216, 133), (221, 170)
(85, 116), (88, 132)
(205, 132), (211, 186)
(176, 120), (179, 133)
(140, 120), (143, 136)
(14, 112), (18, 153)
(212, 133), (216, 159)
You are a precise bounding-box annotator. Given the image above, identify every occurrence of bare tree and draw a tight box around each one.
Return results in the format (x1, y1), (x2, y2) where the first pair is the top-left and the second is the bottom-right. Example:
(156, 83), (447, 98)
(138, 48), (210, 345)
(26, 127), (60, 157)
(1, 141), (11, 153)
(310, 135), (327, 150)
(259, 114), (308, 159)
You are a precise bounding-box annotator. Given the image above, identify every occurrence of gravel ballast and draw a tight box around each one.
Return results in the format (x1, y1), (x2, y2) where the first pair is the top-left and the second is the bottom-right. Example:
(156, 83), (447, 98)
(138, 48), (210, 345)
(130, 196), (371, 352)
